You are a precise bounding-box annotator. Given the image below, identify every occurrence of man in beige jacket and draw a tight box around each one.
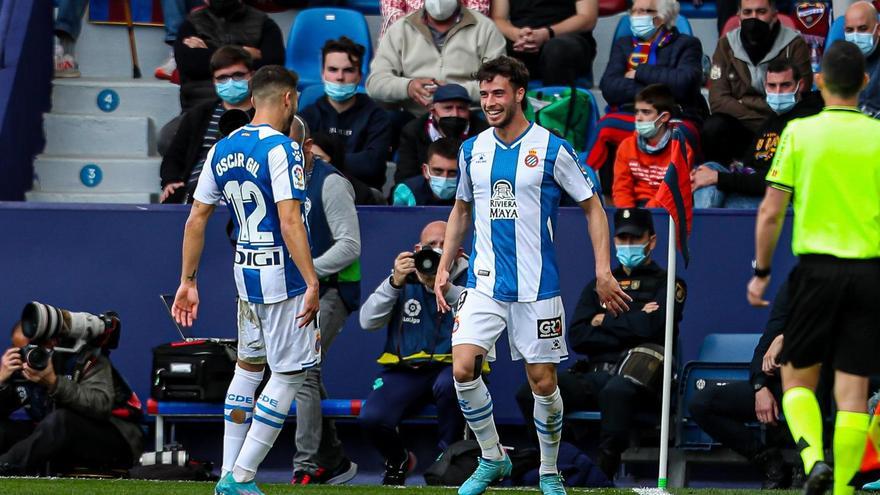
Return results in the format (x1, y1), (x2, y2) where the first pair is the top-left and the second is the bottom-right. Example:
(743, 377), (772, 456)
(366, 0), (506, 116)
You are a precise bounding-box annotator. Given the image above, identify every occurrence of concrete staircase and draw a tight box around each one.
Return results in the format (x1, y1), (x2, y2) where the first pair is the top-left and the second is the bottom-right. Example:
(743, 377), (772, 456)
(28, 78), (180, 203)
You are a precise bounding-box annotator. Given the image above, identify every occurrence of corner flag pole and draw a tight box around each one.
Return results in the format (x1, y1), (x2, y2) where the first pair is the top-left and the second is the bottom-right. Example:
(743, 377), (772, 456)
(657, 215), (677, 489)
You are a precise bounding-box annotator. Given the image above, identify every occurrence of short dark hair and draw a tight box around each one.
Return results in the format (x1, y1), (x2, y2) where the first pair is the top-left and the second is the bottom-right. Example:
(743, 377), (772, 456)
(249, 65), (299, 102)
(635, 84), (676, 115)
(474, 56), (530, 92)
(321, 36), (366, 75)
(766, 58), (801, 83)
(738, 0), (776, 10)
(820, 41), (866, 98)
(426, 137), (460, 163)
(210, 45), (254, 73)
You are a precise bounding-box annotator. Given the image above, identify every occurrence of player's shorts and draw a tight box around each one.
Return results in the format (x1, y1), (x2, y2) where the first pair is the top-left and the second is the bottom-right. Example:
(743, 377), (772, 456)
(779, 254), (880, 375)
(237, 294), (321, 373)
(452, 289), (568, 364)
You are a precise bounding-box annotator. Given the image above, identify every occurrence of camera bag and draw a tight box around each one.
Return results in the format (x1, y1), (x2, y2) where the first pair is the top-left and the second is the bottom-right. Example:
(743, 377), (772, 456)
(151, 339), (236, 401)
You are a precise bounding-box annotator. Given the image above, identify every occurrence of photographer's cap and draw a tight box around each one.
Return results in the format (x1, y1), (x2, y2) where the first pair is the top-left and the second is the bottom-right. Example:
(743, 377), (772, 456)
(614, 208), (654, 236)
(433, 84), (470, 103)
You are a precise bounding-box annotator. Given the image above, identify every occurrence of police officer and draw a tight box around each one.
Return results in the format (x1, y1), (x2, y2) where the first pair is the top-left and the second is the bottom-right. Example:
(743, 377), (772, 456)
(516, 207), (686, 480)
(358, 221), (468, 486)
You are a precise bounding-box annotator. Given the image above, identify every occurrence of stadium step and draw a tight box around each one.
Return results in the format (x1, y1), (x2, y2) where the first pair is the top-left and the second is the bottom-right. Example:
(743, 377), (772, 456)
(24, 191), (155, 203)
(43, 113), (155, 157)
(52, 78), (180, 130)
(32, 155), (159, 193)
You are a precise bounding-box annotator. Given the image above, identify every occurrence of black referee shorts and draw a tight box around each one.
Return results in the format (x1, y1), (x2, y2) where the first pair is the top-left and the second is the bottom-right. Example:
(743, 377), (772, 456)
(779, 254), (880, 376)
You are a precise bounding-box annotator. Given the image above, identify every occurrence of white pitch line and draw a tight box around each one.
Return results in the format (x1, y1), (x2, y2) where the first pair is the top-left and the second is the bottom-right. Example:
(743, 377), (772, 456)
(632, 487), (672, 495)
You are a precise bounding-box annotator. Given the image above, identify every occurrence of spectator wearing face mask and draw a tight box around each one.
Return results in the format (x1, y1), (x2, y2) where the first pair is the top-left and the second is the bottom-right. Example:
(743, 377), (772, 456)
(704, 0), (811, 167)
(160, 46), (255, 204)
(612, 84), (694, 208)
(380, 0), (491, 38)
(843, 1), (880, 118)
(391, 137), (459, 206)
(692, 59), (823, 208)
(395, 84), (487, 182)
(301, 37), (393, 190)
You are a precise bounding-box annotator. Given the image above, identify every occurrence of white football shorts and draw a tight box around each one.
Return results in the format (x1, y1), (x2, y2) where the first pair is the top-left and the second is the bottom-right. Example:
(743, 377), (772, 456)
(236, 294), (321, 373)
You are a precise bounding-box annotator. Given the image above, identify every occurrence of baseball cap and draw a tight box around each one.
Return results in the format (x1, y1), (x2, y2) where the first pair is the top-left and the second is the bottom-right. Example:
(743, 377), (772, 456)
(433, 84), (470, 103)
(614, 208), (654, 236)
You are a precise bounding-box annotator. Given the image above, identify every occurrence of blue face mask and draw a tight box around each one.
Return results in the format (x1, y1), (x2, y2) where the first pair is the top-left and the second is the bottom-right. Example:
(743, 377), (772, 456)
(324, 80), (358, 102)
(766, 88), (798, 114)
(630, 15), (658, 40)
(845, 29), (877, 56)
(215, 79), (250, 105)
(616, 243), (648, 269)
(428, 174), (457, 199)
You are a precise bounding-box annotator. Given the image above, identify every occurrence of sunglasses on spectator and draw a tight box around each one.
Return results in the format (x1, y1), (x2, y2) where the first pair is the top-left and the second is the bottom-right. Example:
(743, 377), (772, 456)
(215, 72), (250, 83)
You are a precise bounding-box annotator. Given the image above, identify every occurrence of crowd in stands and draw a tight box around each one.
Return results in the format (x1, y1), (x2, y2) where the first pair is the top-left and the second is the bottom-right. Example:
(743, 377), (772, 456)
(43, 0), (880, 487)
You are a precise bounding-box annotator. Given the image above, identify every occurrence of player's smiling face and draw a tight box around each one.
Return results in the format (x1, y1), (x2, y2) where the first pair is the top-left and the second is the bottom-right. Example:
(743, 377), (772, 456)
(479, 75), (523, 129)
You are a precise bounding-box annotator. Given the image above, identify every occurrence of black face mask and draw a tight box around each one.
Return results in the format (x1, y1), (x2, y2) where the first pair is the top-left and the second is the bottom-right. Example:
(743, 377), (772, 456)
(209, 0), (243, 18)
(740, 18), (776, 63)
(437, 116), (468, 137)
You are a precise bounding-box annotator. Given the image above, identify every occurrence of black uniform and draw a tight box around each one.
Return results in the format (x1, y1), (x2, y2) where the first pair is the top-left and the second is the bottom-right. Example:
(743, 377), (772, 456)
(515, 260), (685, 476)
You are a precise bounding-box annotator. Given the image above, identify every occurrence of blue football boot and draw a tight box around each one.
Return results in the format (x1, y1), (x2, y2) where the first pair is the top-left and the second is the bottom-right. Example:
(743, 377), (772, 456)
(215, 472), (265, 495)
(539, 473), (567, 495)
(458, 456), (513, 495)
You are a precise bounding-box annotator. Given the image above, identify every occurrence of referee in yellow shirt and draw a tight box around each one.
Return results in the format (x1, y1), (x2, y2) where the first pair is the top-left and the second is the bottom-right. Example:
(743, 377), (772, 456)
(747, 41), (880, 495)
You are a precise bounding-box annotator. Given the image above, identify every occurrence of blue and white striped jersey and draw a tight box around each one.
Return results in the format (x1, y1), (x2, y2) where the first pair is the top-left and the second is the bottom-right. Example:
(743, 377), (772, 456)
(193, 124), (309, 304)
(456, 123), (594, 302)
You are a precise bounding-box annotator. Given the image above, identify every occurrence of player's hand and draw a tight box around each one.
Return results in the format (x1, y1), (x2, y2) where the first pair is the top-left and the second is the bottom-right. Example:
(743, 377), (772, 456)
(0, 348), (23, 383)
(172, 281), (200, 327)
(407, 78), (436, 108)
(435, 268), (451, 313)
(747, 275), (770, 307)
(754, 387), (779, 425)
(762, 334), (784, 374)
(160, 182), (185, 203)
(183, 36), (207, 49)
(297, 284), (320, 328)
(392, 251), (416, 287)
(595, 272), (631, 316)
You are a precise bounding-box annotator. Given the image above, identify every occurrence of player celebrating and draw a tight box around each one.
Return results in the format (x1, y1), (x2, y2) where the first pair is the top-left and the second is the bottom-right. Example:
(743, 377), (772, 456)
(435, 56), (631, 495)
(171, 66), (320, 495)
(748, 41), (880, 495)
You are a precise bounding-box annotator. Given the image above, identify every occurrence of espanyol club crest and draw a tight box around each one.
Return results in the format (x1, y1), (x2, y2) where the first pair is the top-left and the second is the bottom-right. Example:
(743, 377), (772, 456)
(524, 149), (539, 168)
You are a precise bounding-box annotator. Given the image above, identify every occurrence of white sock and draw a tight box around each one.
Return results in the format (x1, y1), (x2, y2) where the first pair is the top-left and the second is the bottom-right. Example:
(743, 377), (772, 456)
(232, 371), (304, 482)
(455, 378), (504, 461)
(221, 365), (264, 476)
(533, 387), (564, 475)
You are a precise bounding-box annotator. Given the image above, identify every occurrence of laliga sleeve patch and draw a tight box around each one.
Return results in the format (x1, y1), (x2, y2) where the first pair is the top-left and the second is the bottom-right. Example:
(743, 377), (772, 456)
(537, 317), (563, 339)
(292, 164), (306, 190)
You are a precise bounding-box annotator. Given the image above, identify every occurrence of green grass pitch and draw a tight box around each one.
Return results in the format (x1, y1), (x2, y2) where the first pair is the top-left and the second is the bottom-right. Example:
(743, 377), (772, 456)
(0, 479), (792, 495)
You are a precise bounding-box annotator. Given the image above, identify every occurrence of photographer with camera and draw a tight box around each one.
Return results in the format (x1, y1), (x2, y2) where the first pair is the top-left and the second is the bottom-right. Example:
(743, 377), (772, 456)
(0, 304), (143, 476)
(358, 220), (468, 486)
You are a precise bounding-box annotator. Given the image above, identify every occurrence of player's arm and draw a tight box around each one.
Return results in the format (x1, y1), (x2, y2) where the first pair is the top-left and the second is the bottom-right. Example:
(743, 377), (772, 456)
(173, 146), (221, 327)
(578, 196), (631, 316)
(436, 199), (473, 313)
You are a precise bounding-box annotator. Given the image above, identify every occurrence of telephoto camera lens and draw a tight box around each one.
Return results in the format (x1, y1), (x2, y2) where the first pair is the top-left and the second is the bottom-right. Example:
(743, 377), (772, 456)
(413, 247), (442, 276)
(21, 302), (108, 343)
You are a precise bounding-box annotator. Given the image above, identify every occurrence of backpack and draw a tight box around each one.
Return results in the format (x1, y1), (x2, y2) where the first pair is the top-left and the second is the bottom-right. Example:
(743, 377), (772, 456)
(520, 442), (613, 487)
(424, 439), (541, 486)
(525, 87), (592, 152)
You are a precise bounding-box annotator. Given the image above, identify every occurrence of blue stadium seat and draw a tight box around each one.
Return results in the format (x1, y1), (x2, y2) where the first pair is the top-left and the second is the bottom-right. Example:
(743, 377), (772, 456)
(298, 83), (366, 110)
(678, 0), (717, 19)
(677, 333), (761, 449)
(613, 14), (694, 39)
(527, 85), (601, 152)
(285, 8), (373, 90)
(344, 0), (381, 16)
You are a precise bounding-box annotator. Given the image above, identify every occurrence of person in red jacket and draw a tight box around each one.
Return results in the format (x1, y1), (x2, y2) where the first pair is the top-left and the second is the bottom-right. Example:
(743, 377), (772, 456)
(612, 84), (694, 208)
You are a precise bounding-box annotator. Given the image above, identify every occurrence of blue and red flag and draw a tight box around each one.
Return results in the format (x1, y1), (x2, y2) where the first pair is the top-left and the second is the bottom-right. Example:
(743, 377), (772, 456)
(653, 127), (693, 266)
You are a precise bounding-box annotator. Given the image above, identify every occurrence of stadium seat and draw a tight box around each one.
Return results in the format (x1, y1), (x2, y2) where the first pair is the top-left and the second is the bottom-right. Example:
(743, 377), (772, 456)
(613, 14), (694, 39)
(285, 8), (373, 90)
(344, 0), (381, 16)
(527, 85), (600, 151)
(677, 333), (761, 449)
(678, 0), (718, 19)
(599, 0), (628, 16)
(720, 13), (797, 36)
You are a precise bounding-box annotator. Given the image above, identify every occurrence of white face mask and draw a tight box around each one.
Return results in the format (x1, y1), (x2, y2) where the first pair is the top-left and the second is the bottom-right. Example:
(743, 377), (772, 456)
(425, 0), (459, 21)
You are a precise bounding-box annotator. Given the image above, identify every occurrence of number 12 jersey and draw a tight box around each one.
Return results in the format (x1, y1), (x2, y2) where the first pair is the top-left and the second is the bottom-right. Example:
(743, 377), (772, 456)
(194, 123), (308, 304)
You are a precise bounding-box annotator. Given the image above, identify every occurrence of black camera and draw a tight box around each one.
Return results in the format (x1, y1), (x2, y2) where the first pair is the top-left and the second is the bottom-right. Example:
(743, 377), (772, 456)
(413, 246), (442, 276)
(21, 302), (121, 352)
(19, 345), (52, 371)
